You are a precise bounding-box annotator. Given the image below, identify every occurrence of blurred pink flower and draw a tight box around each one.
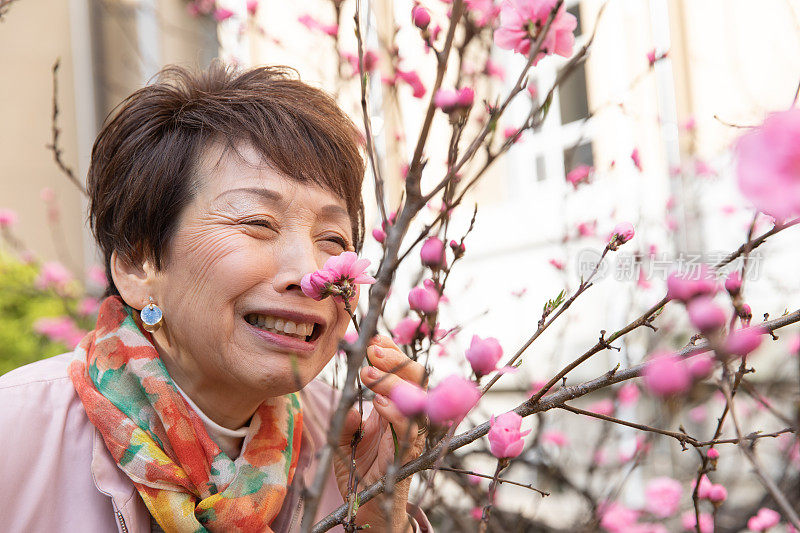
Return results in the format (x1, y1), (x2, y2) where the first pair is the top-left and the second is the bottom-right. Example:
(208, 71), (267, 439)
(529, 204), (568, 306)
(246, 0), (258, 15)
(420, 236), (447, 269)
(708, 483), (727, 504)
(298, 14), (338, 36)
(577, 220), (597, 237)
(631, 148), (642, 171)
(725, 326), (765, 357)
(390, 381), (428, 417)
(342, 50), (380, 74)
(396, 69), (427, 98)
(392, 317), (428, 345)
(747, 508), (781, 531)
(528, 380), (547, 397)
(488, 412), (530, 458)
(566, 164), (593, 188)
(541, 429), (568, 448)
(470, 507), (483, 520)
(0, 208), (18, 228)
(666, 266), (718, 302)
(644, 477), (682, 518)
(691, 474), (713, 499)
(587, 399), (614, 416)
(548, 258), (565, 270)
(35, 262), (73, 291)
(301, 251), (375, 301)
(494, 0), (577, 65)
(646, 48), (657, 65)
(485, 58), (505, 80)
(689, 405), (708, 423)
(33, 316), (86, 349)
(86, 265), (108, 288)
(687, 354), (715, 380)
(617, 382), (639, 406)
(599, 502), (639, 533)
(687, 297), (727, 332)
(737, 108), (800, 219)
(426, 375), (481, 424)
(681, 511), (714, 533)
(434, 87), (474, 114)
(213, 7), (234, 21)
(643, 352), (691, 397)
(77, 297), (101, 317)
(466, 0), (500, 27)
(411, 5), (431, 29)
(408, 281), (440, 313)
(372, 227), (386, 243)
(465, 335), (503, 377)
(724, 271), (742, 296)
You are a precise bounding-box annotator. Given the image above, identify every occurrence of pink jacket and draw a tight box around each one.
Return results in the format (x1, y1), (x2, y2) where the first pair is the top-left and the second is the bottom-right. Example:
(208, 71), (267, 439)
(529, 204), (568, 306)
(0, 352), (431, 532)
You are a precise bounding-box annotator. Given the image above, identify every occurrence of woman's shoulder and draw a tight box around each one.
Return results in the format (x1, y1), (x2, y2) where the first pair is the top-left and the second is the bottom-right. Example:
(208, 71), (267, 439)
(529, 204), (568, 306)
(0, 351), (75, 390)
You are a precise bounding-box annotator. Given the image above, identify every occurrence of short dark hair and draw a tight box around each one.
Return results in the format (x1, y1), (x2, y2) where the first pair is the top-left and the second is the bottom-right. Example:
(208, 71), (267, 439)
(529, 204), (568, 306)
(88, 62), (365, 296)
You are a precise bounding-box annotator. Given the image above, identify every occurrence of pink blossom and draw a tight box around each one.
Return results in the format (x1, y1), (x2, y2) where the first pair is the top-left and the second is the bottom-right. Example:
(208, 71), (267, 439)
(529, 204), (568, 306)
(738, 302), (753, 326)
(425, 375), (481, 424)
(681, 511), (714, 533)
(467, 474), (482, 485)
(342, 50), (380, 73)
(588, 399), (614, 416)
(487, 412), (530, 458)
(577, 220), (597, 237)
(470, 507), (483, 520)
(666, 267), (718, 302)
(644, 477), (682, 518)
(724, 271), (742, 296)
(485, 58), (505, 80)
(408, 281), (440, 313)
(611, 222), (635, 244)
(298, 14), (338, 37)
(566, 164), (593, 188)
(503, 126), (521, 142)
(689, 405), (708, 423)
(631, 148), (642, 171)
(526, 83), (537, 99)
(682, 117), (697, 131)
(35, 262), (73, 291)
(33, 316), (86, 349)
(599, 502), (639, 533)
(434, 87), (474, 113)
(548, 258), (565, 270)
(77, 297), (101, 317)
(646, 48), (657, 65)
(737, 108), (800, 219)
(246, 0), (258, 15)
(707, 448), (720, 460)
(688, 354), (714, 380)
(747, 508), (781, 531)
(449, 239), (465, 257)
(0, 208), (18, 228)
(541, 429), (568, 447)
(411, 5), (431, 29)
(466, 0), (500, 27)
(420, 236), (447, 269)
(528, 380), (547, 397)
(629, 524), (668, 533)
(691, 475), (713, 499)
(687, 297), (727, 332)
(392, 317), (428, 345)
(372, 227), (386, 243)
(396, 69), (426, 98)
(725, 326), (765, 357)
(465, 335), (503, 377)
(707, 483), (727, 504)
(301, 251), (375, 301)
(494, 0), (578, 65)
(390, 381), (428, 416)
(86, 265), (108, 288)
(643, 352), (691, 397)
(617, 383), (640, 406)
(213, 7), (234, 21)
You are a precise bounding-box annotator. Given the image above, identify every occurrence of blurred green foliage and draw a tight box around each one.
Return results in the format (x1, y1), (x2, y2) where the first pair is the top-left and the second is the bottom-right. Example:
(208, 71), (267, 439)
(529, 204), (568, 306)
(0, 253), (94, 375)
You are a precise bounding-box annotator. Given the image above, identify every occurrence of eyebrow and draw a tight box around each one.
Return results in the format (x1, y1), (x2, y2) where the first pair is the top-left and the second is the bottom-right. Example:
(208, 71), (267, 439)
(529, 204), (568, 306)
(215, 187), (350, 221)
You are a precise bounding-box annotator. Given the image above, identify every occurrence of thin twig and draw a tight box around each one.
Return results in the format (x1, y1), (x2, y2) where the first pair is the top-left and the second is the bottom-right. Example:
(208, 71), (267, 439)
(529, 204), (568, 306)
(46, 60), (87, 196)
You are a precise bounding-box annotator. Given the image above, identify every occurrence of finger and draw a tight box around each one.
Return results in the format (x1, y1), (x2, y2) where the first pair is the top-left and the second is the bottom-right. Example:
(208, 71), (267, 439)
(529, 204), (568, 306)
(372, 393), (419, 446)
(369, 334), (401, 351)
(366, 344), (427, 387)
(360, 365), (405, 398)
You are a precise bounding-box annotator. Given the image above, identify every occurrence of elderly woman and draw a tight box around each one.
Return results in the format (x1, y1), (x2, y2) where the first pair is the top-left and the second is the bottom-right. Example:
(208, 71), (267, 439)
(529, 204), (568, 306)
(0, 64), (430, 532)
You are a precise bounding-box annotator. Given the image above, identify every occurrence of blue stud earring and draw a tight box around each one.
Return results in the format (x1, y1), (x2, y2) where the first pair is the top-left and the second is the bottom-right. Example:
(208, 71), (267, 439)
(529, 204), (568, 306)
(140, 297), (163, 332)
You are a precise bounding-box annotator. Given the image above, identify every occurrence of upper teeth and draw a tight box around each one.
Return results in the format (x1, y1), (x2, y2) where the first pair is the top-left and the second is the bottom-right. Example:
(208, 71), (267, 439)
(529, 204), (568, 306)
(246, 314), (315, 339)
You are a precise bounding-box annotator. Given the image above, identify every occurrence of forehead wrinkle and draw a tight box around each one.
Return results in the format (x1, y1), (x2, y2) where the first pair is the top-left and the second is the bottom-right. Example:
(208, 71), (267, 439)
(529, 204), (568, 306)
(212, 187), (285, 209)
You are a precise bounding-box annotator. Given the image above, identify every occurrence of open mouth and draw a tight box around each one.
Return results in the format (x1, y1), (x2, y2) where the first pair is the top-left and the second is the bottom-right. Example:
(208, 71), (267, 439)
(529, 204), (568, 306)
(244, 313), (322, 342)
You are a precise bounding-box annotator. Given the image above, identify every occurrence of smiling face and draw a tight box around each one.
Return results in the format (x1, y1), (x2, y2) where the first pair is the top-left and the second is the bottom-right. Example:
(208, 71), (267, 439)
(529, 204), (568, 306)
(133, 141), (356, 427)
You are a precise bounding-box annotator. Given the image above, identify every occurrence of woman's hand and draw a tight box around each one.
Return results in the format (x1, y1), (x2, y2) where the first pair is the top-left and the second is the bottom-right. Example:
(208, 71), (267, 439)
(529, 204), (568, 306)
(332, 335), (427, 531)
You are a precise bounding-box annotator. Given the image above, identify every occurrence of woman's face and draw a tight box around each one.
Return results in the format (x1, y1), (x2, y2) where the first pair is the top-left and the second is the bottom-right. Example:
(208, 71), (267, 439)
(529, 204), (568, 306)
(145, 142), (355, 409)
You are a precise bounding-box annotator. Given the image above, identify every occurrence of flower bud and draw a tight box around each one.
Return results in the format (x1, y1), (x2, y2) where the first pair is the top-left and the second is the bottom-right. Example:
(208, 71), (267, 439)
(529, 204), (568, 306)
(412, 5), (431, 30)
(724, 271), (742, 296)
(420, 236), (447, 269)
(408, 284), (440, 313)
(687, 297), (727, 333)
(465, 335), (503, 377)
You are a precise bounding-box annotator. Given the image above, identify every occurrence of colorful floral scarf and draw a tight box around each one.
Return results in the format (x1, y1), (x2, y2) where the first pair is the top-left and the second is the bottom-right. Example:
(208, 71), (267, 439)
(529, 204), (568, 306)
(69, 296), (303, 532)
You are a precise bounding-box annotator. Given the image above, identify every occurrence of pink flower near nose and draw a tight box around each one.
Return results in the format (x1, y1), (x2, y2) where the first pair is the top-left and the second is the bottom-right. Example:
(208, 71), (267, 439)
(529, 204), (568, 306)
(425, 375), (480, 424)
(643, 351), (691, 397)
(420, 236), (447, 269)
(390, 381), (427, 417)
(687, 297), (727, 332)
(408, 283), (440, 313)
(487, 412), (530, 458)
(464, 335), (503, 377)
(300, 251), (375, 301)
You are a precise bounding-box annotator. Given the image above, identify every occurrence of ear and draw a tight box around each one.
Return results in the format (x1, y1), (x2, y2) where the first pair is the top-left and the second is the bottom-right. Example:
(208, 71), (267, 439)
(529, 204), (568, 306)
(110, 250), (158, 310)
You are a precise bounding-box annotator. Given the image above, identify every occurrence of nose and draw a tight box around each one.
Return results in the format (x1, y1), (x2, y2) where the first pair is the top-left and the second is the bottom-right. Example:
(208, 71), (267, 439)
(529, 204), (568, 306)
(271, 236), (321, 295)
